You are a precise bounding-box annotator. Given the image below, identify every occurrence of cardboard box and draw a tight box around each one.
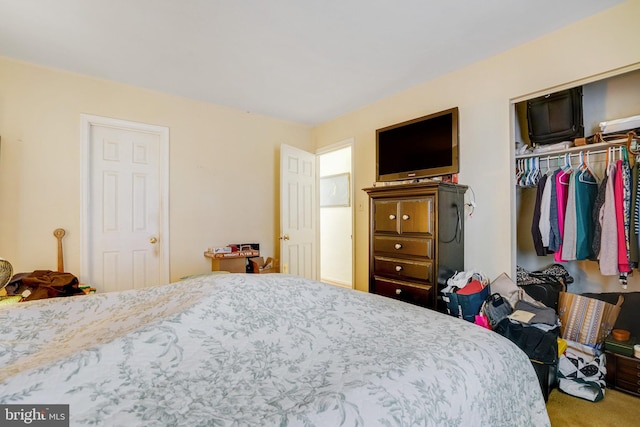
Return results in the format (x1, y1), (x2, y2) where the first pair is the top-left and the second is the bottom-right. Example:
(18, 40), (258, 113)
(250, 257), (277, 274)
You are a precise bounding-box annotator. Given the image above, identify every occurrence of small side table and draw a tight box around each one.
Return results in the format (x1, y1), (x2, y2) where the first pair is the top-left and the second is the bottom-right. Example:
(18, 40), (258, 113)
(605, 351), (640, 397)
(204, 250), (260, 273)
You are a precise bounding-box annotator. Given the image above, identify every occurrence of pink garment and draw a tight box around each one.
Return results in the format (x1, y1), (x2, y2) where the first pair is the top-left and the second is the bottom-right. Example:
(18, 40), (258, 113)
(554, 169), (571, 263)
(599, 163), (619, 275)
(614, 160), (631, 273)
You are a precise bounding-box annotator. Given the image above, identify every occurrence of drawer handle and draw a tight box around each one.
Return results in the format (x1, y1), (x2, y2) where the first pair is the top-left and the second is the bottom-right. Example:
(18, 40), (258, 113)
(395, 288), (402, 295)
(395, 265), (403, 272)
(389, 214), (396, 220)
(402, 214), (410, 220)
(394, 243), (402, 250)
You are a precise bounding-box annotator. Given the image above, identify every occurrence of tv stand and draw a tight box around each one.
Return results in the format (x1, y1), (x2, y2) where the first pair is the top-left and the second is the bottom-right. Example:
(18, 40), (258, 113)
(364, 182), (467, 310)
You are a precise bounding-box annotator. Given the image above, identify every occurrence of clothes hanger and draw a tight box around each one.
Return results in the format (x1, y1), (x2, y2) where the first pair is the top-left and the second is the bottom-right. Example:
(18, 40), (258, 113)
(578, 150), (598, 184)
(516, 158), (524, 186)
(531, 157), (540, 186)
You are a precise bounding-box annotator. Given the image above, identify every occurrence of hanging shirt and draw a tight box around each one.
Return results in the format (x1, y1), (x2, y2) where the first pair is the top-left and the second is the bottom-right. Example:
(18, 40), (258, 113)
(532, 174), (548, 256)
(600, 163), (619, 275)
(615, 159), (631, 273)
(631, 162), (640, 265)
(554, 168), (572, 263)
(548, 169), (562, 253)
(561, 172), (578, 261)
(575, 168), (598, 260)
(539, 173), (553, 249)
(592, 173), (608, 260)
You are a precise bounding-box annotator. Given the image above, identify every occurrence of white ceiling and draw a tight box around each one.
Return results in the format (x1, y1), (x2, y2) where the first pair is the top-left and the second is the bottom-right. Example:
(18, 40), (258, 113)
(0, 0), (625, 125)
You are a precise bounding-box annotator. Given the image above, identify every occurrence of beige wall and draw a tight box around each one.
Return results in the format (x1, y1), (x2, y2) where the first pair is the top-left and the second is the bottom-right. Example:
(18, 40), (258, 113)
(0, 58), (311, 281)
(311, 1), (640, 292)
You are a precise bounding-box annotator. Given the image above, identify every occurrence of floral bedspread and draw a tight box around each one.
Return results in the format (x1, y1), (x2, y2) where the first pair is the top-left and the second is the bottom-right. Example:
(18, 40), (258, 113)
(0, 274), (550, 426)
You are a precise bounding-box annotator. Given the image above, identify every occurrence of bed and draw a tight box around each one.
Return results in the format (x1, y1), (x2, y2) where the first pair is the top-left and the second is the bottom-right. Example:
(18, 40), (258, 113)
(1, 273), (550, 426)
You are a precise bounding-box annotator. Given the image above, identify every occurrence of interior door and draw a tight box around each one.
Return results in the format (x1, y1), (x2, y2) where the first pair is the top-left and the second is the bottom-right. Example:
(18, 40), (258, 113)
(81, 115), (169, 292)
(280, 144), (317, 279)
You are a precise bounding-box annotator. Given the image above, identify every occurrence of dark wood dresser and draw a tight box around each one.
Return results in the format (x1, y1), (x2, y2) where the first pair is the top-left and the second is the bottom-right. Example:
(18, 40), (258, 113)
(606, 351), (640, 397)
(364, 182), (466, 310)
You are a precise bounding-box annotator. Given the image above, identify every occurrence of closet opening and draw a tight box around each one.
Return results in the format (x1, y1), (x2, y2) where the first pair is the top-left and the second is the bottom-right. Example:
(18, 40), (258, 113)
(512, 66), (640, 295)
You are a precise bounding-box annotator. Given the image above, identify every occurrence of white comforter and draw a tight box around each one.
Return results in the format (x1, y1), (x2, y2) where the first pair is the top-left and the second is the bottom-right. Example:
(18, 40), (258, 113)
(1, 273), (550, 426)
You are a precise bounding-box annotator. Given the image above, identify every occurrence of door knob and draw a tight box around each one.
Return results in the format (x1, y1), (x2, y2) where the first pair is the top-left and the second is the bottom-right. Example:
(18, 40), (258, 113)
(150, 237), (158, 244)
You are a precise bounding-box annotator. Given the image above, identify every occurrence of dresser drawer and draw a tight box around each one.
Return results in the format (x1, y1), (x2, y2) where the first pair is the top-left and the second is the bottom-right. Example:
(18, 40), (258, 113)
(398, 198), (434, 234)
(374, 256), (433, 281)
(374, 277), (432, 307)
(374, 200), (400, 233)
(615, 378), (640, 396)
(617, 355), (640, 372)
(617, 357), (640, 382)
(374, 236), (433, 258)
(373, 197), (434, 235)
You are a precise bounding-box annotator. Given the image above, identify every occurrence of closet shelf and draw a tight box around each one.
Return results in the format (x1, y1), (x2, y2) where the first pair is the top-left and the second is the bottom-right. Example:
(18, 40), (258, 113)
(515, 141), (629, 160)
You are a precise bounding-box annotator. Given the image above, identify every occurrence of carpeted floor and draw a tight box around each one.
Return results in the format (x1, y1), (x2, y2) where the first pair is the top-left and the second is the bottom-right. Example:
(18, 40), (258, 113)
(546, 388), (640, 426)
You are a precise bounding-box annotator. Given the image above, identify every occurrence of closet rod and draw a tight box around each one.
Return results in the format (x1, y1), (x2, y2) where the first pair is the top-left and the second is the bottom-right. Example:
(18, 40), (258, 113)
(535, 147), (617, 162)
(515, 141), (627, 160)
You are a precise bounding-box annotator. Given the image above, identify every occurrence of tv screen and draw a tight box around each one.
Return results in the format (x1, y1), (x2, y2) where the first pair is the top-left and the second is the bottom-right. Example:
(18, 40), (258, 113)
(376, 107), (459, 182)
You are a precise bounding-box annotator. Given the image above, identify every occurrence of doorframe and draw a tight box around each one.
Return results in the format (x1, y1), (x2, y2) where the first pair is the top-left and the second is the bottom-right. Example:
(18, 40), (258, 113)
(316, 138), (355, 289)
(79, 114), (170, 286)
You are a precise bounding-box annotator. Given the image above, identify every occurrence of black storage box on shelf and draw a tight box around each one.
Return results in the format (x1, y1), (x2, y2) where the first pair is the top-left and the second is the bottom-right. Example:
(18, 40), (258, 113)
(527, 86), (584, 146)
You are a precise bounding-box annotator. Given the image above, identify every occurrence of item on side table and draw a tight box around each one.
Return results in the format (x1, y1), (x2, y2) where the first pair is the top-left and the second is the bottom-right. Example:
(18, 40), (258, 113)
(605, 334), (637, 357)
(612, 329), (631, 341)
(558, 292), (624, 347)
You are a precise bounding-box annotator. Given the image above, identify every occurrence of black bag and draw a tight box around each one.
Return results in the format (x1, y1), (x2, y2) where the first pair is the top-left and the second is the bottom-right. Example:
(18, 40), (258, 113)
(494, 318), (560, 365)
(519, 282), (565, 312)
(527, 87), (584, 146)
(516, 264), (570, 312)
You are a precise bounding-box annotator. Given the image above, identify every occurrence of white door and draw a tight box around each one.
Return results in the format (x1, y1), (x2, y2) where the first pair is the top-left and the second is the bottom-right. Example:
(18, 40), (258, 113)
(280, 144), (316, 279)
(81, 115), (170, 292)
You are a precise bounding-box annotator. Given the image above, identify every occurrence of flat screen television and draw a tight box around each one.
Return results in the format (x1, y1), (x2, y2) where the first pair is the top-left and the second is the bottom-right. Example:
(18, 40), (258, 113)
(376, 107), (459, 182)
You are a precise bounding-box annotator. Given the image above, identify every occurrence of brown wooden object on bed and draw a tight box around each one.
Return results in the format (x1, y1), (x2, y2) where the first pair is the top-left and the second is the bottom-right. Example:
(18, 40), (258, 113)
(53, 228), (66, 272)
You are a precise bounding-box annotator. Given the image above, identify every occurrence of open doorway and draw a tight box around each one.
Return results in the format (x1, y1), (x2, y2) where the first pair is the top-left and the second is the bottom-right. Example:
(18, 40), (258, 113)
(317, 140), (353, 288)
